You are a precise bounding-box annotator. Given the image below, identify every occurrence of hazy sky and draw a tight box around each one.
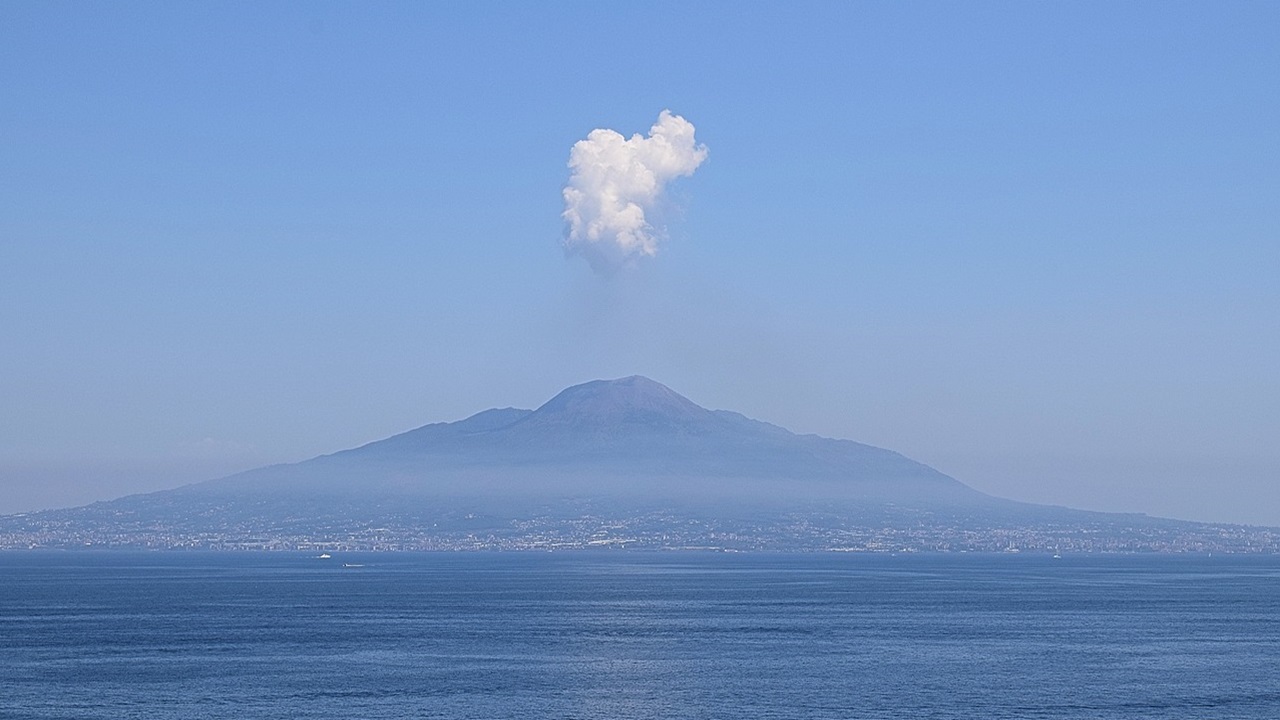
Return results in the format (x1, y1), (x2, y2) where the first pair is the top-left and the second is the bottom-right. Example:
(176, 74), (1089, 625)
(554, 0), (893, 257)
(2, 2), (1277, 525)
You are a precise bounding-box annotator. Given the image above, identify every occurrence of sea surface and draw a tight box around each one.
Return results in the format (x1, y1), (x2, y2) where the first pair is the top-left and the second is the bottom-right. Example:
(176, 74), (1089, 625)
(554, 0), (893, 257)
(1, 552), (1277, 719)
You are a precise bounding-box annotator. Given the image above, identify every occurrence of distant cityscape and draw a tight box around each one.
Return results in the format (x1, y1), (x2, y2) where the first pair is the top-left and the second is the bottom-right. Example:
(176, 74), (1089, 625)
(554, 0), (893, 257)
(4, 509), (1277, 553)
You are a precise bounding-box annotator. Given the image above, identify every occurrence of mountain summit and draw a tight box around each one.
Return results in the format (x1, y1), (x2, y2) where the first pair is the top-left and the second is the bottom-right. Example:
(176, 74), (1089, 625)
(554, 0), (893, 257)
(522, 376), (712, 430)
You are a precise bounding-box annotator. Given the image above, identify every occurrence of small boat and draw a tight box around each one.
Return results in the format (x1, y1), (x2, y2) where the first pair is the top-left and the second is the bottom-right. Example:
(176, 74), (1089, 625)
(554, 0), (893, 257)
(317, 553), (332, 559)
(342, 563), (364, 568)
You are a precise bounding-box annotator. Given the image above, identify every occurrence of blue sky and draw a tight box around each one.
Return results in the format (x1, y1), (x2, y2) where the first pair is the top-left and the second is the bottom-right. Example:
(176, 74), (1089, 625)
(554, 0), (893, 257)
(2, 2), (1278, 524)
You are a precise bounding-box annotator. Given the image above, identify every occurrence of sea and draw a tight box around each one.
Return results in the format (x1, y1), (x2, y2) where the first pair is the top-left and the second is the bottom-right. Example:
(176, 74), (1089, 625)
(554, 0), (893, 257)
(1, 552), (1277, 720)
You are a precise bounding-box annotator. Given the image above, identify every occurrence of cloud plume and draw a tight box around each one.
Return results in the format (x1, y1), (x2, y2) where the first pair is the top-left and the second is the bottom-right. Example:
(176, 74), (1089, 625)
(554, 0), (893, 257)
(562, 110), (708, 272)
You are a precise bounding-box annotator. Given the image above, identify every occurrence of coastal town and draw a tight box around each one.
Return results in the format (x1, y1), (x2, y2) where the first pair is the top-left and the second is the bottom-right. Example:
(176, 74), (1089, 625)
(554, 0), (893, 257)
(4, 508), (1277, 554)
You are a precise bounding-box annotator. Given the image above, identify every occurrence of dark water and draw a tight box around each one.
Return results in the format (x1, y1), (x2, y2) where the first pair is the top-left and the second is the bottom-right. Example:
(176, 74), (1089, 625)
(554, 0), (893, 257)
(1, 552), (1278, 719)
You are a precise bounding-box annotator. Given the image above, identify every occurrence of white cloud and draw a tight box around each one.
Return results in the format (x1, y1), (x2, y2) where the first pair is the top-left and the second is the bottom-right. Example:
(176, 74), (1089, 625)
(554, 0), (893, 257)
(562, 110), (708, 272)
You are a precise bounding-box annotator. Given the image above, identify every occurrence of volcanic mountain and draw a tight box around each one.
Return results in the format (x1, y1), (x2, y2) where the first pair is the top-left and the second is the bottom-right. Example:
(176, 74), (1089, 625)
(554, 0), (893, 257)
(5, 376), (1270, 551)
(183, 375), (988, 509)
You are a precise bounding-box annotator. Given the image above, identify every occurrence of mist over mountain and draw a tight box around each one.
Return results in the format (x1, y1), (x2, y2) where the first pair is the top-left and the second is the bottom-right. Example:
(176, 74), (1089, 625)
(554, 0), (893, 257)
(3, 377), (1276, 552)
(200, 376), (980, 507)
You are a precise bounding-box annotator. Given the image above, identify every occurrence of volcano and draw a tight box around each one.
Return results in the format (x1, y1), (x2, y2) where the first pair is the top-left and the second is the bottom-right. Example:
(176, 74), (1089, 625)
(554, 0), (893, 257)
(193, 375), (988, 508)
(4, 376), (1267, 552)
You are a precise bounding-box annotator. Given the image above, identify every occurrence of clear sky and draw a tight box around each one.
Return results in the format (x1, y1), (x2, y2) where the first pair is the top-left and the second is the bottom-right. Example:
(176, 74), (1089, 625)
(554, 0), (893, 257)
(2, 2), (1277, 525)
